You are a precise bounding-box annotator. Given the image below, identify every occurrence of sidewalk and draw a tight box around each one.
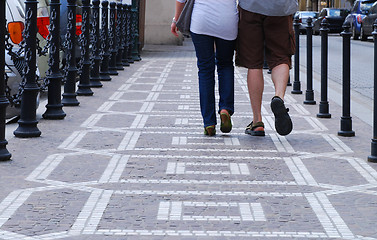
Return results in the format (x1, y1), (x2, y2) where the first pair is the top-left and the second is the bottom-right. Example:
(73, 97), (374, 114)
(0, 40), (377, 239)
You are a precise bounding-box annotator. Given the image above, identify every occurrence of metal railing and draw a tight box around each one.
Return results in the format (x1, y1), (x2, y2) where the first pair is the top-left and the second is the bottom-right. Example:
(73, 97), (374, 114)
(0, 0), (142, 161)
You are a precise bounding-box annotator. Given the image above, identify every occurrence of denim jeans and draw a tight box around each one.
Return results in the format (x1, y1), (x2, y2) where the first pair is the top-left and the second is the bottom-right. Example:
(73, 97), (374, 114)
(190, 32), (235, 128)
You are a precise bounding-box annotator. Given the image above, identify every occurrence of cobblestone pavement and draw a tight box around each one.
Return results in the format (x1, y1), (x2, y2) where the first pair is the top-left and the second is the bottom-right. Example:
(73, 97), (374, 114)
(0, 42), (377, 240)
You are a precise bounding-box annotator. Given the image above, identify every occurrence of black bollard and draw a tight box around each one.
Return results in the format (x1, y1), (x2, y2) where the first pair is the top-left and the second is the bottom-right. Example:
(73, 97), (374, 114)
(338, 21), (355, 137)
(368, 19), (377, 162)
(292, 15), (302, 94)
(131, 0), (141, 62)
(89, 0), (103, 88)
(14, 0), (41, 137)
(115, 2), (124, 71)
(108, 2), (118, 75)
(0, 0), (11, 160)
(126, 5), (134, 64)
(76, 0), (94, 96)
(287, 74), (292, 86)
(62, 0), (80, 106)
(304, 17), (316, 105)
(121, 4), (130, 67)
(99, 1), (112, 81)
(43, 0), (66, 119)
(317, 18), (331, 118)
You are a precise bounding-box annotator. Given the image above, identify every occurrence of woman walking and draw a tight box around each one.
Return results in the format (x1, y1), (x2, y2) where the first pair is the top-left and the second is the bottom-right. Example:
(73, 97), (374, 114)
(171, 0), (238, 136)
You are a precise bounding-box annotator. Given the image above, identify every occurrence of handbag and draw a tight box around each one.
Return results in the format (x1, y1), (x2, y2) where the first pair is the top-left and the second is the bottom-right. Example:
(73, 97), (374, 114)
(176, 0), (194, 35)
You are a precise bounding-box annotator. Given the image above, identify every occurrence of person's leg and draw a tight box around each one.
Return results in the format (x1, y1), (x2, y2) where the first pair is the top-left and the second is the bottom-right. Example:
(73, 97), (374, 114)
(190, 32), (216, 129)
(271, 63), (290, 100)
(264, 15), (294, 136)
(235, 8), (265, 135)
(214, 37), (236, 133)
(214, 38), (236, 116)
(247, 69), (264, 124)
(264, 14), (294, 99)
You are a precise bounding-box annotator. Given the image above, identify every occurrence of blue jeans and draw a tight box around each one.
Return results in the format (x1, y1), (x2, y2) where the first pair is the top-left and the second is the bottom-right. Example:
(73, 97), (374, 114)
(190, 32), (235, 128)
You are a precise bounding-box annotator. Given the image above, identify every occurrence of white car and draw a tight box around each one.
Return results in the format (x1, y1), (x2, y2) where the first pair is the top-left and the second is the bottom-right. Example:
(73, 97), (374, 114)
(5, 0), (26, 119)
(5, 0), (49, 119)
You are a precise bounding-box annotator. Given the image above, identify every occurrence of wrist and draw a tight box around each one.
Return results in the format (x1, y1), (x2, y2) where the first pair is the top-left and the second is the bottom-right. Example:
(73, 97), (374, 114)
(172, 17), (177, 24)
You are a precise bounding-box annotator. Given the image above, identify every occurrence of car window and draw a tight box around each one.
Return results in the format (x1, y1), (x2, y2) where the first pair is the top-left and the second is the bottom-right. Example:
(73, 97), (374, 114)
(360, 1), (375, 13)
(329, 9), (341, 16)
(370, 5), (375, 14)
(328, 9), (349, 17)
(352, 1), (358, 12)
(320, 9), (326, 17)
(369, 2), (377, 14)
(301, 12), (318, 18)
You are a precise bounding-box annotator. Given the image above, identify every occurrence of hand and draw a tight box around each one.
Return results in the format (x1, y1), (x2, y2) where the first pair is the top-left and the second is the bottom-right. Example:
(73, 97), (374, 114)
(171, 22), (179, 37)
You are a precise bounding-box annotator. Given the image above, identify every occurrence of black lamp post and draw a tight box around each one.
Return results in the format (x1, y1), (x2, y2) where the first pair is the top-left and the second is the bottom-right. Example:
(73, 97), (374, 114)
(89, 0), (103, 88)
(76, 0), (94, 96)
(108, 2), (118, 75)
(115, 2), (124, 71)
(131, 0), (141, 61)
(62, 0), (80, 106)
(368, 19), (377, 162)
(42, 0), (66, 119)
(317, 18), (331, 118)
(99, 1), (112, 81)
(14, 0), (41, 138)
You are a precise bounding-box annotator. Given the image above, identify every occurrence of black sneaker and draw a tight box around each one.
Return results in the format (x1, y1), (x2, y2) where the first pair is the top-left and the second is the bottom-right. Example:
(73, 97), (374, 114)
(270, 96), (293, 136)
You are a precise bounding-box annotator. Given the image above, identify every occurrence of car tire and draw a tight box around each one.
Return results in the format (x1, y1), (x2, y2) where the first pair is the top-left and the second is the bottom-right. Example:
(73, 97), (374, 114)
(360, 25), (367, 41)
(352, 26), (359, 40)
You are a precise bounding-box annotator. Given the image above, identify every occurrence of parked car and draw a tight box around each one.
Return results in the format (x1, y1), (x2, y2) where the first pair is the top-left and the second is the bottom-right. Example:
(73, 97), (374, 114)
(5, 0), (83, 119)
(360, 1), (377, 40)
(313, 8), (350, 35)
(5, 0), (26, 119)
(344, 0), (377, 40)
(293, 11), (319, 33)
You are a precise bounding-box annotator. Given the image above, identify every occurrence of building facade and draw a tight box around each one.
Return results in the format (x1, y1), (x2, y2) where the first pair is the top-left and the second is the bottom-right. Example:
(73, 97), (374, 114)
(299, 0), (354, 11)
(142, 0), (356, 46)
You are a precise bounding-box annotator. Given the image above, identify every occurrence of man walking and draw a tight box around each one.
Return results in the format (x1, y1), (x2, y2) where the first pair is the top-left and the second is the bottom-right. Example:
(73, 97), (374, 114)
(236, 1), (298, 136)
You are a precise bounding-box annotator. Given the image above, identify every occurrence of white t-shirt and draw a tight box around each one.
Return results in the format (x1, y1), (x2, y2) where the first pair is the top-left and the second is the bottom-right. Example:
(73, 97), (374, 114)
(177, 0), (238, 41)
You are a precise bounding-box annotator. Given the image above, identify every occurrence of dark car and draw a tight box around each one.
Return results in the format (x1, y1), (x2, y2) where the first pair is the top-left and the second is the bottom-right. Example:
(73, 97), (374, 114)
(293, 11), (319, 33)
(344, 0), (377, 40)
(360, 1), (377, 40)
(313, 8), (350, 35)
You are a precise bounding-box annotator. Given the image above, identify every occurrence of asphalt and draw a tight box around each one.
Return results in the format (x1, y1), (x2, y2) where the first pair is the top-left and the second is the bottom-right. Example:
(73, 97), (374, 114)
(0, 39), (377, 239)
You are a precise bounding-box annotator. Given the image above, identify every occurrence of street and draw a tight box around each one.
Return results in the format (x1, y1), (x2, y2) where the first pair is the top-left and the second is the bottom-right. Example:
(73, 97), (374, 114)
(298, 33), (374, 100)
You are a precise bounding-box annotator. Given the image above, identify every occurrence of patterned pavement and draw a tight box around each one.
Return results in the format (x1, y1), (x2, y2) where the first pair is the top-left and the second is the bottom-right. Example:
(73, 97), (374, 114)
(0, 42), (377, 239)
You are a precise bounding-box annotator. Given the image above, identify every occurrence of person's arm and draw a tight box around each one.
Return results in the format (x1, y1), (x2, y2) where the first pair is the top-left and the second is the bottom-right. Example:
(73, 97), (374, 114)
(171, 0), (186, 37)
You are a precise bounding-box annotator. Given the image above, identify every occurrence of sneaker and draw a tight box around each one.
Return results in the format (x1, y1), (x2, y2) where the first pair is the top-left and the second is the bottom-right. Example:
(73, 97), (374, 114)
(270, 96), (293, 136)
(245, 121), (265, 136)
(220, 109), (232, 133)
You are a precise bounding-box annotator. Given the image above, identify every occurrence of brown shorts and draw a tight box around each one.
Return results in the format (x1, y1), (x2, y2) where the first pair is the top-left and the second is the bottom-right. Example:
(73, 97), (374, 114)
(235, 7), (295, 70)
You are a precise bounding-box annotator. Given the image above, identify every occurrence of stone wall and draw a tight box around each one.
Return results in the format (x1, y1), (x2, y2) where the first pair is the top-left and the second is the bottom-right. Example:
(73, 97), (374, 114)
(144, 0), (184, 45)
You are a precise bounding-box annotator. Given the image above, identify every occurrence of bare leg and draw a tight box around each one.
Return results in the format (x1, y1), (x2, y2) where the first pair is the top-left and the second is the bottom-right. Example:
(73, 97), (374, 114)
(271, 64), (290, 100)
(270, 63), (293, 136)
(247, 69), (264, 123)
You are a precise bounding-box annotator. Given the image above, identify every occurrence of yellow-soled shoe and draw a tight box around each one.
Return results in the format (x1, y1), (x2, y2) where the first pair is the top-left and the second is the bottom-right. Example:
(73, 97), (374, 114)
(204, 125), (216, 136)
(220, 110), (232, 133)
